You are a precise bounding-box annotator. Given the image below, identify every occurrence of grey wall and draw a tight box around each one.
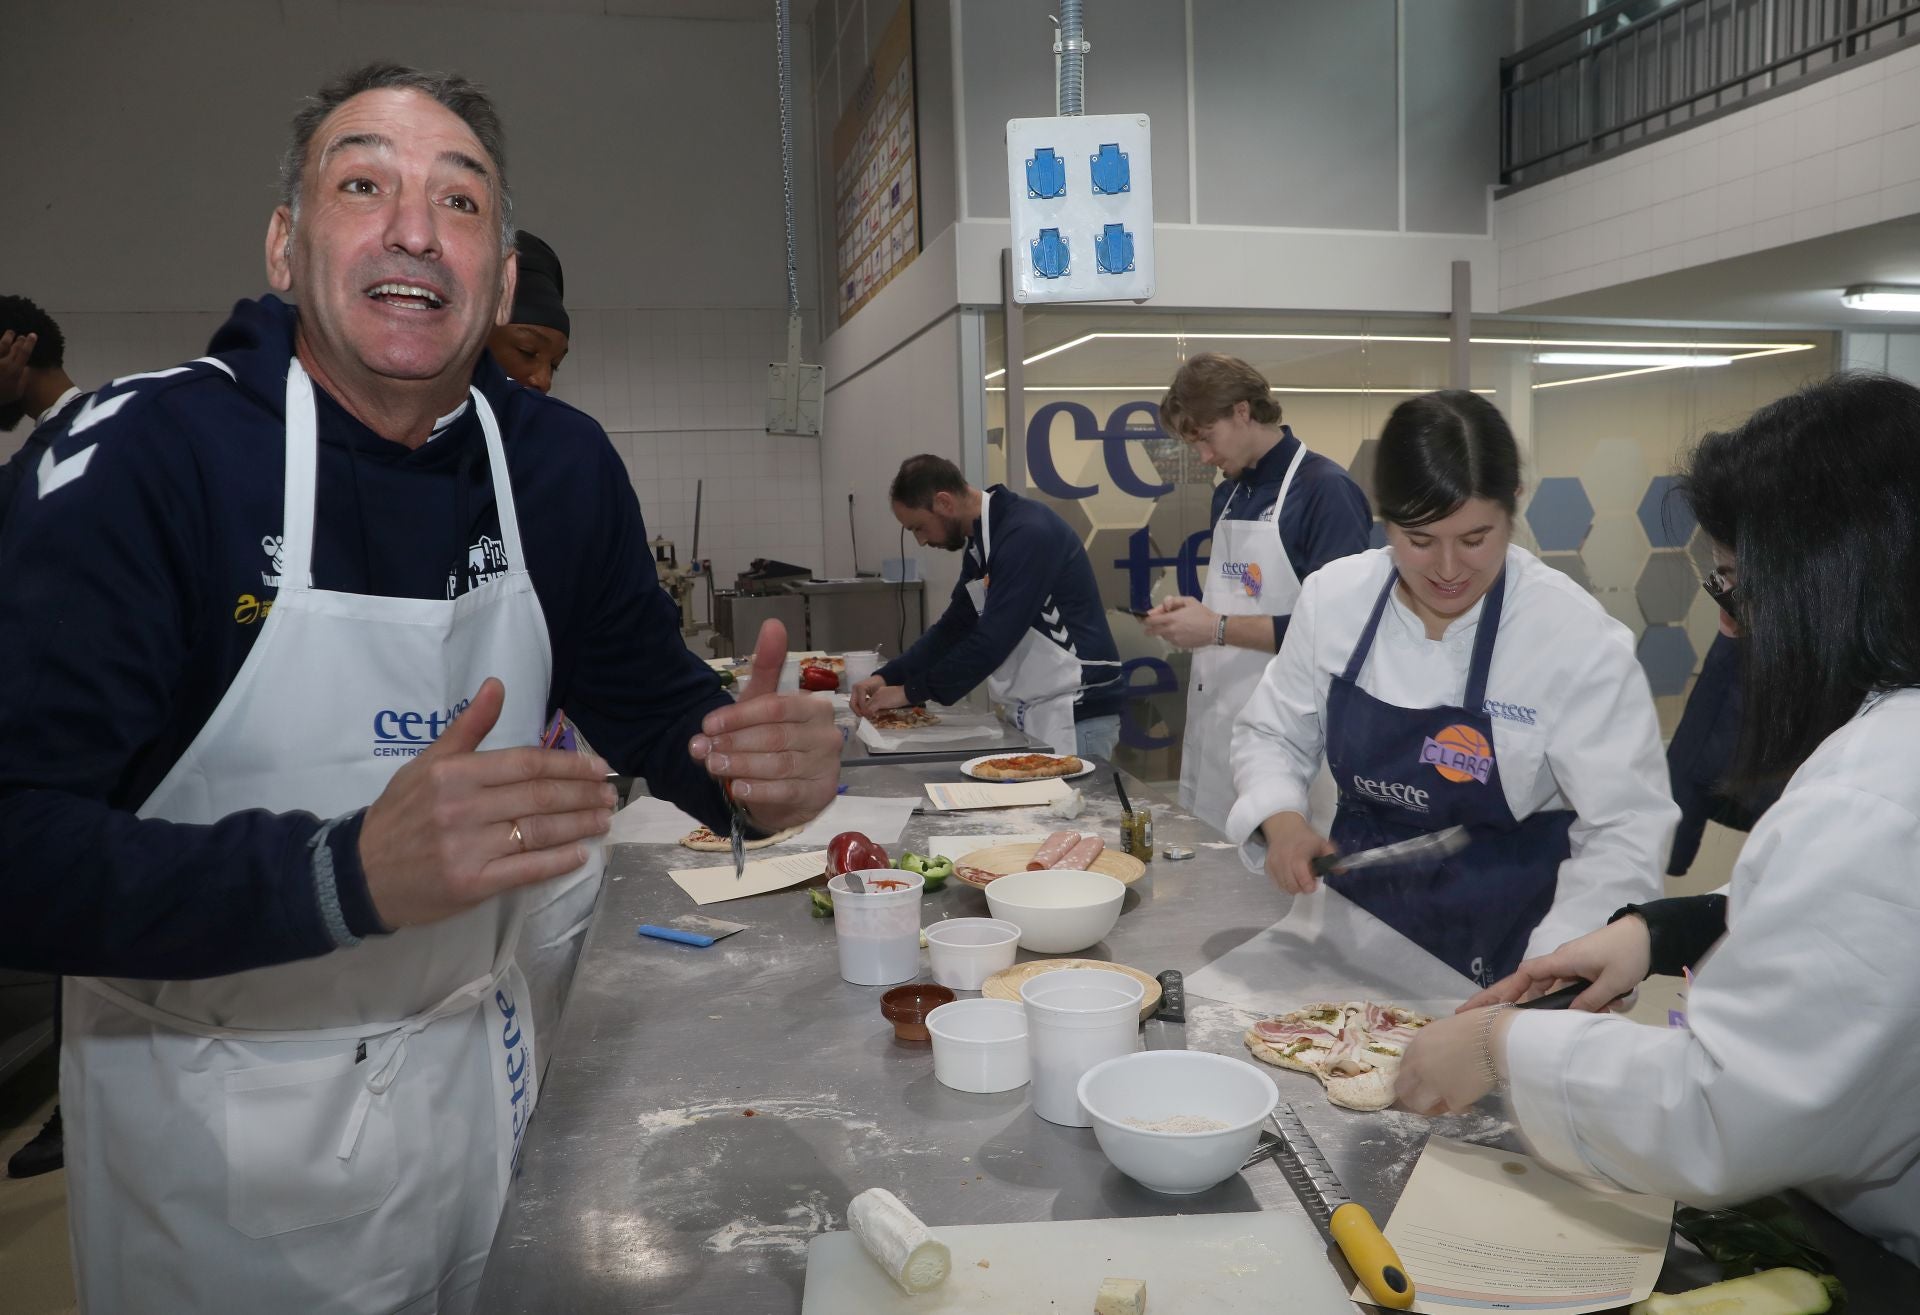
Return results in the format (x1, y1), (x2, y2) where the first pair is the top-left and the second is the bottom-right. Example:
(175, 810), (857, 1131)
(4, 0), (818, 314)
(1407, 0), (1510, 232)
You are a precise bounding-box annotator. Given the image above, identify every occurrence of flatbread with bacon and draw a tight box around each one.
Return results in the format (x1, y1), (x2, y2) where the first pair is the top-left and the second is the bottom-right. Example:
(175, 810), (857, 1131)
(869, 706), (941, 731)
(1244, 1001), (1433, 1112)
(680, 823), (803, 852)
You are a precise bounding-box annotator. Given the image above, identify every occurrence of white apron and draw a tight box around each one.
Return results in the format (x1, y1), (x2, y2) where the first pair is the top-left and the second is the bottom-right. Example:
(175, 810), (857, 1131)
(61, 361), (600, 1314)
(1179, 445), (1307, 834)
(968, 492), (1116, 756)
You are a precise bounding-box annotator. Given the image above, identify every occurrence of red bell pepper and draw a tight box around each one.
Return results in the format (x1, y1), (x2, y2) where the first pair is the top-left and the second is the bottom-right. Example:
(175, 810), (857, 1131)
(826, 831), (890, 877)
(800, 663), (839, 692)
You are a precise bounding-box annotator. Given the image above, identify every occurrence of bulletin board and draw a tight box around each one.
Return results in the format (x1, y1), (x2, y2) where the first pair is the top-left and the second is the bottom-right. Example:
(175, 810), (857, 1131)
(833, 0), (920, 324)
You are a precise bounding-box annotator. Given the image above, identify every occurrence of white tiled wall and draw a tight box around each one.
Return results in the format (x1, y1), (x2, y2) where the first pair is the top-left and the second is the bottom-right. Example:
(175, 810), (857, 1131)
(1496, 41), (1920, 309)
(525, 305), (826, 587)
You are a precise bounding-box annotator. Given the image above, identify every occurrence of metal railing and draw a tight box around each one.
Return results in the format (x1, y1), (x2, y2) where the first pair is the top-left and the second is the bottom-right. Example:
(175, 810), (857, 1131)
(1501, 0), (1920, 187)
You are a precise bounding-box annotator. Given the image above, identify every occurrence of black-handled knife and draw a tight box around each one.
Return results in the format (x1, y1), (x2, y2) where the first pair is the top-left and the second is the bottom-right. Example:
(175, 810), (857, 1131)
(1143, 969), (1185, 1050)
(1309, 825), (1468, 878)
(1513, 978), (1604, 1010)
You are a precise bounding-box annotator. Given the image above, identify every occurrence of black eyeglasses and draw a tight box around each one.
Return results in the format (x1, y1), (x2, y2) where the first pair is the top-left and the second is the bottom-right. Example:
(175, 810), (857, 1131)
(1701, 567), (1737, 612)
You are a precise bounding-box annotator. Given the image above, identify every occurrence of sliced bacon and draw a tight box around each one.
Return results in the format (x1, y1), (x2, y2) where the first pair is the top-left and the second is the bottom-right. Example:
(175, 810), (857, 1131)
(1027, 830), (1080, 870)
(956, 866), (1002, 886)
(1252, 1018), (1343, 1043)
(1058, 835), (1104, 869)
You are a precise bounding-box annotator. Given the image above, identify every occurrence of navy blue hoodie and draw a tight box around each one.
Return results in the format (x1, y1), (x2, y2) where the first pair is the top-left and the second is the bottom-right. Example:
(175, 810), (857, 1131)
(0, 296), (732, 978)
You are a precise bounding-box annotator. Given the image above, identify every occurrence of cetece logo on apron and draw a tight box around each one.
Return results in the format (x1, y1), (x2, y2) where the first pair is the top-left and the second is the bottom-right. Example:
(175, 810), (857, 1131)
(1217, 560), (1263, 599)
(372, 699), (472, 758)
(1420, 724), (1494, 784)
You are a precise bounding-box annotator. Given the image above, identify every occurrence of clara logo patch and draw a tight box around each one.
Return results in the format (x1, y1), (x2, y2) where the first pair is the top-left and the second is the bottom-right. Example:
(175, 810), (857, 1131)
(1420, 724), (1493, 784)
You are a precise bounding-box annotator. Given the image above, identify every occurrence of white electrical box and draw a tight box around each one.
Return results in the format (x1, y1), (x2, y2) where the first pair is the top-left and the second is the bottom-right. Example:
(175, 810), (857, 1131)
(765, 360), (824, 436)
(1005, 113), (1155, 305)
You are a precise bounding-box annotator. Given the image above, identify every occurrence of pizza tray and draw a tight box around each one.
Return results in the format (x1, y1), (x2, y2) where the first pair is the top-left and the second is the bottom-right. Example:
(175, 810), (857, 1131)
(980, 959), (1161, 1020)
(951, 841), (1146, 888)
(959, 753), (1096, 781)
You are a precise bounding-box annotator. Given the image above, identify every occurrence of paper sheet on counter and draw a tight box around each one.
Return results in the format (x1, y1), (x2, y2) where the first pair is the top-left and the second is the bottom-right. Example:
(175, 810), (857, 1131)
(1375, 1138), (1672, 1314)
(926, 832), (1051, 862)
(606, 796), (705, 846)
(787, 794), (919, 846)
(668, 850), (830, 906)
(924, 778), (1073, 811)
(854, 713), (1014, 752)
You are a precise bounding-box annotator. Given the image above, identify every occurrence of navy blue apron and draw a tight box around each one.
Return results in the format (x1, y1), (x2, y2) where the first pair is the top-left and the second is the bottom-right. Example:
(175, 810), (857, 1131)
(1323, 569), (1572, 986)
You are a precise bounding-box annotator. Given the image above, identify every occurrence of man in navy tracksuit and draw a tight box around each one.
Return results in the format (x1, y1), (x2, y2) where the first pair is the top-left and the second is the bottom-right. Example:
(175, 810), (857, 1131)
(851, 454), (1123, 758)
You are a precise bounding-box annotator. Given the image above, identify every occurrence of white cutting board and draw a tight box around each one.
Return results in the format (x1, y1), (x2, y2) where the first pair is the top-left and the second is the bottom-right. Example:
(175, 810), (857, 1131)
(801, 1211), (1357, 1313)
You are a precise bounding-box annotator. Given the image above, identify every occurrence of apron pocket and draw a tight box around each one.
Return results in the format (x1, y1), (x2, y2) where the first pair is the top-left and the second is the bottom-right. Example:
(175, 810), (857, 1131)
(224, 1048), (400, 1238)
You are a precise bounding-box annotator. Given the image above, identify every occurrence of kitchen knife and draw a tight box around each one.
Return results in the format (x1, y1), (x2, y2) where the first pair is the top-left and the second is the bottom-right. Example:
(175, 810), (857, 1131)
(1310, 825), (1468, 878)
(1142, 970), (1185, 1050)
(1261, 1105), (1415, 1310)
(726, 786), (748, 880)
(1513, 978), (1609, 1010)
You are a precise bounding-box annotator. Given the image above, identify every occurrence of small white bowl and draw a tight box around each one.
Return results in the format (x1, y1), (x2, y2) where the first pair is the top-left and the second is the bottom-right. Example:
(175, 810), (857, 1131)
(1076, 1051), (1279, 1194)
(982, 869), (1125, 954)
(925, 998), (1030, 1093)
(924, 918), (1022, 991)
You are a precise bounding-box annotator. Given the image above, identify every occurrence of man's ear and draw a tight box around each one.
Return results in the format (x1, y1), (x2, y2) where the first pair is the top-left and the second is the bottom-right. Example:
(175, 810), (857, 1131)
(496, 248), (518, 327)
(266, 206), (296, 292)
(931, 491), (954, 517)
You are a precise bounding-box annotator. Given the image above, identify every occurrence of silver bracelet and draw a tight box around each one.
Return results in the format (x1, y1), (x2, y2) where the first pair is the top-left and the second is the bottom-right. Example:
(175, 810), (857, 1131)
(1477, 1005), (1510, 1092)
(1214, 614), (1229, 646)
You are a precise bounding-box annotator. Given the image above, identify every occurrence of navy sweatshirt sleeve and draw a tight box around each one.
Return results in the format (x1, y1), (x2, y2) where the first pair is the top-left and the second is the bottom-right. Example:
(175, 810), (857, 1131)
(877, 564), (981, 698)
(0, 388), (358, 979)
(893, 517), (1058, 707)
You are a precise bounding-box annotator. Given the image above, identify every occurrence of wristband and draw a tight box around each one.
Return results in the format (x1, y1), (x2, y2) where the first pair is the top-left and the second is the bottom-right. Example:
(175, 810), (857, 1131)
(1214, 615), (1229, 646)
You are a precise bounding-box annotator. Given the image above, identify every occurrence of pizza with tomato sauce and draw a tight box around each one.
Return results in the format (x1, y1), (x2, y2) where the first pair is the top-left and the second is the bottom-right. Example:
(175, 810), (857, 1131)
(970, 753), (1084, 782)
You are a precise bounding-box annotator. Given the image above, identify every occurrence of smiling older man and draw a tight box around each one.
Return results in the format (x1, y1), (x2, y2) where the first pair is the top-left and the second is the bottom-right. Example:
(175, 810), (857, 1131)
(0, 64), (839, 1312)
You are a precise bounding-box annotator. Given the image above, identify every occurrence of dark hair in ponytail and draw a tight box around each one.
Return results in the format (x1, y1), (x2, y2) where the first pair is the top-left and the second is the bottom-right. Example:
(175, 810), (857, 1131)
(1373, 390), (1521, 529)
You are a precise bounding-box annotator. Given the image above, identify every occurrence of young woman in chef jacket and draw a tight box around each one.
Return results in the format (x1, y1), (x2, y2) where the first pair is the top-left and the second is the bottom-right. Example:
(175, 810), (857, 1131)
(1227, 391), (1672, 987)
(1398, 374), (1920, 1269)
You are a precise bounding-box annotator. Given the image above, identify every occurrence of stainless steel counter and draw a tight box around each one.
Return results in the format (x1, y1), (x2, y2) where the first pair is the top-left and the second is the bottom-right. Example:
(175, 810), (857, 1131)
(477, 763), (1915, 1312)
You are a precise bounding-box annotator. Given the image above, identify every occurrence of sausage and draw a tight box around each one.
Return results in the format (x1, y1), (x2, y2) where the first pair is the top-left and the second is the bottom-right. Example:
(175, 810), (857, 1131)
(1058, 835), (1105, 870)
(1027, 830), (1081, 870)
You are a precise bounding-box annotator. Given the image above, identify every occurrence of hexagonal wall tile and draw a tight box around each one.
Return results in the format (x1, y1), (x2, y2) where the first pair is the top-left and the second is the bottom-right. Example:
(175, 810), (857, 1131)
(1687, 526), (1717, 577)
(1348, 438), (1381, 507)
(1637, 624), (1697, 697)
(1581, 514), (1651, 591)
(1598, 587), (1646, 637)
(1525, 477), (1594, 552)
(1636, 551), (1696, 625)
(1540, 552), (1591, 591)
(1638, 475), (1697, 549)
(1578, 437), (1649, 515)
(1685, 587), (1725, 656)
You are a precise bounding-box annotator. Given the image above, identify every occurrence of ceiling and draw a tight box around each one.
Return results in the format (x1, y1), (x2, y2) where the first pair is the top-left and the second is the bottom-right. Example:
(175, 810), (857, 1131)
(1506, 212), (1920, 330)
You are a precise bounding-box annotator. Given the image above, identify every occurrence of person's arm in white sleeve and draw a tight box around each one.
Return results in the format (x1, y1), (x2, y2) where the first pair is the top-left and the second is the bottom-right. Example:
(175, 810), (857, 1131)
(1227, 579), (1325, 870)
(1503, 783), (1920, 1207)
(1525, 639), (1674, 958)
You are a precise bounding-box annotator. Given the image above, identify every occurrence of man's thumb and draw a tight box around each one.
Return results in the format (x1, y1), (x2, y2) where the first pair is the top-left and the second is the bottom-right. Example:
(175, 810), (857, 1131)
(426, 677), (506, 758)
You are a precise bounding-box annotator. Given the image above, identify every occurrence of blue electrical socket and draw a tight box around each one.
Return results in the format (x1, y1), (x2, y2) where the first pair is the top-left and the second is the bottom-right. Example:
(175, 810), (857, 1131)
(1090, 143), (1130, 194)
(1025, 147), (1067, 199)
(1031, 228), (1070, 279)
(1095, 223), (1134, 274)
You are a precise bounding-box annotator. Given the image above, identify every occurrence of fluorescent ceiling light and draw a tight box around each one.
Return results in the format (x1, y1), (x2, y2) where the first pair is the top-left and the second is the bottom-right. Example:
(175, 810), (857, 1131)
(1841, 284), (1920, 312)
(1533, 351), (1732, 367)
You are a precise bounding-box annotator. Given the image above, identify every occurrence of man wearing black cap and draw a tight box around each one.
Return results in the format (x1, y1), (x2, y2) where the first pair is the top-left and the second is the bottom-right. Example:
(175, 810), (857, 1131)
(488, 230), (569, 393)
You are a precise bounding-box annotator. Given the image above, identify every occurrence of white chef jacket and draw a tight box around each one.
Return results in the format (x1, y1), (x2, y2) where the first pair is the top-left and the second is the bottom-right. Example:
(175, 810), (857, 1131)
(1228, 545), (1672, 960)
(1505, 689), (1920, 1267)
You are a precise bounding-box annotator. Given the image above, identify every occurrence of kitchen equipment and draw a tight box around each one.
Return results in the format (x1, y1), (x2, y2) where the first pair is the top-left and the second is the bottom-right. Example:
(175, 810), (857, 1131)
(983, 869), (1125, 953)
(800, 1210), (1353, 1313)
(981, 959), (1161, 1019)
(1114, 773), (1154, 862)
(1309, 824), (1469, 878)
(880, 984), (955, 1041)
(925, 998), (1029, 1093)
(923, 918), (1022, 991)
(950, 841), (1145, 887)
(634, 914), (747, 948)
(726, 788), (749, 880)
(842, 649), (882, 687)
(1141, 969), (1184, 1050)
(827, 870), (924, 985)
(1020, 968), (1143, 1127)
(1076, 1050), (1279, 1194)
(1264, 1104), (1416, 1309)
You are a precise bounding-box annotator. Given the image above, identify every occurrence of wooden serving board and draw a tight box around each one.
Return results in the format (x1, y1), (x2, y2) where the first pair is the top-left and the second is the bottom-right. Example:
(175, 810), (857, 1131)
(980, 959), (1162, 1021)
(953, 841), (1146, 888)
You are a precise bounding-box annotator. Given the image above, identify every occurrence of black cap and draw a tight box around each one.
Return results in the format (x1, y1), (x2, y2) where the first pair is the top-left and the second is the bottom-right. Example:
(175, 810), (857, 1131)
(509, 230), (569, 338)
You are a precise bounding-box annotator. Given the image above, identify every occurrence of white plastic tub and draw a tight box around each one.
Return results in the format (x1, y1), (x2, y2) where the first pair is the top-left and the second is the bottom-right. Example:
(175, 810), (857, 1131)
(923, 918), (1022, 991)
(925, 998), (1030, 1094)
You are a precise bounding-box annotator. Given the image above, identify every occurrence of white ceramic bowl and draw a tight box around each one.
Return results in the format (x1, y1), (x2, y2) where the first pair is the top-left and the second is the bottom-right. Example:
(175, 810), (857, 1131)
(982, 869), (1125, 954)
(923, 918), (1022, 991)
(1075, 1051), (1280, 1195)
(925, 998), (1030, 1093)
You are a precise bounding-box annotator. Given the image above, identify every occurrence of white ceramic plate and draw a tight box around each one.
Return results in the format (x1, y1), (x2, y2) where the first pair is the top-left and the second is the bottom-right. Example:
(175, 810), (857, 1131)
(958, 753), (1096, 782)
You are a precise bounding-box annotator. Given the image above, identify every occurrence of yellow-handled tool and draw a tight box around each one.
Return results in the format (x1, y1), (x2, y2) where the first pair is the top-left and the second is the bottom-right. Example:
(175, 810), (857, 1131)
(1267, 1106), (1416, 1309)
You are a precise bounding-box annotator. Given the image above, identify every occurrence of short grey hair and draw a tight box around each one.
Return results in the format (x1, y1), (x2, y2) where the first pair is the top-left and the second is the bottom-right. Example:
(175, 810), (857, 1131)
(280, 62), (515, 253)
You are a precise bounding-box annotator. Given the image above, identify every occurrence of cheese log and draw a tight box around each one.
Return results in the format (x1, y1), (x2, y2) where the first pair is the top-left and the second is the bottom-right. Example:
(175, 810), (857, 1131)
(1095, 1276), (1148, 1314)
(1028, 830), (1080, 870)
(1059, 835), (1105, 870)
(847, 1187), (951, 1294)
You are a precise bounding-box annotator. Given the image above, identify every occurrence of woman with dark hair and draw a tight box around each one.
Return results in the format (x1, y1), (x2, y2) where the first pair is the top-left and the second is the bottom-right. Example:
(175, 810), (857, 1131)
(1229, 390), (1671, 986)
(1397, 374), (1920, 1267)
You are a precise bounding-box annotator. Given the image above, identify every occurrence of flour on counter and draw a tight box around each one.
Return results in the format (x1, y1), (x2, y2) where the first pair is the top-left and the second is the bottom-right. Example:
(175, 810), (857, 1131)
(703, 1192), (839, 1257)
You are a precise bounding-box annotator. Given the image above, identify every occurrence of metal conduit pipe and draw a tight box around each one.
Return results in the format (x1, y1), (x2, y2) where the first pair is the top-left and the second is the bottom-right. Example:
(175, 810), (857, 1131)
(1056, 0), (1088, 116)
(773, 0), (800, 321)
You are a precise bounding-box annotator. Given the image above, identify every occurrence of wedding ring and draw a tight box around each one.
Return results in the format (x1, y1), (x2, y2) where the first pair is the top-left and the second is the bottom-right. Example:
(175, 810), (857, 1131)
(511, 822), (526, 851)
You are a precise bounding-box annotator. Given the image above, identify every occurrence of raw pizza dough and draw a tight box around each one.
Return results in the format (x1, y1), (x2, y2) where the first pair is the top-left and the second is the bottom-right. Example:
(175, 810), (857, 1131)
(870, 706), (940, 731)
(680, 823), (804, 852)
(971, 753), (1084, 782)
(1244, 1001), (1433, 1112)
